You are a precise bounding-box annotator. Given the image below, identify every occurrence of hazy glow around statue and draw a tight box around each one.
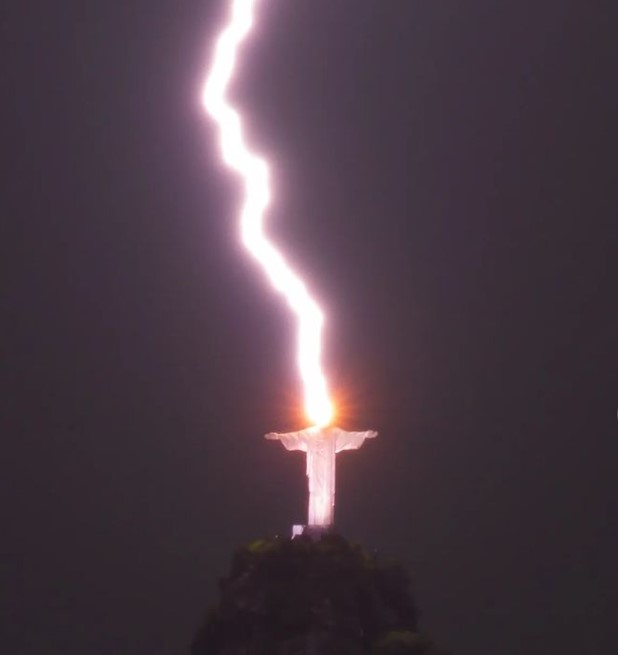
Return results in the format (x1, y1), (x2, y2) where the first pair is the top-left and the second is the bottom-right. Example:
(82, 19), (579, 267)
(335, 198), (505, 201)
(203, 0), (378, 529)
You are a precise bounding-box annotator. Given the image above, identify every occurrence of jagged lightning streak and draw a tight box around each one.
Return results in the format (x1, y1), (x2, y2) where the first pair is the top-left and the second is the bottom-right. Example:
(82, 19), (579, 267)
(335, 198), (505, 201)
(202, 0), (334, 427)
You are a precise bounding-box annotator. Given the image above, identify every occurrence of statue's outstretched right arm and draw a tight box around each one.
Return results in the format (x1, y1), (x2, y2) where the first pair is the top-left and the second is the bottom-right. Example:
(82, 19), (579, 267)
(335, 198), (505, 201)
(265, 430), (309, 452)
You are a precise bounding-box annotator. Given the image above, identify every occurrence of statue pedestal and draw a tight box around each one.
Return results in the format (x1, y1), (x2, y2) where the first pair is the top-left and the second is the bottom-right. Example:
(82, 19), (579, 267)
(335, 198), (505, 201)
(291, 524), (333, 539)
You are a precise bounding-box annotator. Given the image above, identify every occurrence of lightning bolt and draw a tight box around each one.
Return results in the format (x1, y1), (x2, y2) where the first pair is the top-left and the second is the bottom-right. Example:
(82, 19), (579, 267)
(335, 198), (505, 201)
(202, 0), (334, 427)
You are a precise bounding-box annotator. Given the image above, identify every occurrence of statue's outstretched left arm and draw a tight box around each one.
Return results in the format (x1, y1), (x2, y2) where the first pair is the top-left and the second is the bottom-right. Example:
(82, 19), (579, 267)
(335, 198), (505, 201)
(335, 429), (378, 453)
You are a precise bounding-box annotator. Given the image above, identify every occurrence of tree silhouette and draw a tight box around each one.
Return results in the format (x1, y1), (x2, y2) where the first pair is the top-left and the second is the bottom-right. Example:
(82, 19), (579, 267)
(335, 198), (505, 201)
(192, 534), (448, 654)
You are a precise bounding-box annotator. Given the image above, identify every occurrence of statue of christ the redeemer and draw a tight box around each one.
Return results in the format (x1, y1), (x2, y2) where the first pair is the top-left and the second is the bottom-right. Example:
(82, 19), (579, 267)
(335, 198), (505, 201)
(265, 426), (377, 528)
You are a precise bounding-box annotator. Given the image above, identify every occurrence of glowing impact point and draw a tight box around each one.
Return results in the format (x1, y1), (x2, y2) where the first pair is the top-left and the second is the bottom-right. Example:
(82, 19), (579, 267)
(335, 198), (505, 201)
(203, 0), (378, 529)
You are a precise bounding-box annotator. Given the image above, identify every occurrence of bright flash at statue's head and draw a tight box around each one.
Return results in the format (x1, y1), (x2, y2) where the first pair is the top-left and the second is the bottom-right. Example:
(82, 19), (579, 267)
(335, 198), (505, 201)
(306, 393), (334, 428)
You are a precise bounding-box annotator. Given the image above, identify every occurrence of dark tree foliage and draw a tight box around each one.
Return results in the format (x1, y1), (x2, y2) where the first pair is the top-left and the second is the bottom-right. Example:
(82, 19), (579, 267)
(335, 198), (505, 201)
(192, 534), (448, 655)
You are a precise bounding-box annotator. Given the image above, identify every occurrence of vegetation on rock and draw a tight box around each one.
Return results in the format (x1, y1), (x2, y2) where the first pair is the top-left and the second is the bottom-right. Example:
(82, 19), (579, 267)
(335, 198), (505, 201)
(192, 534), (448, 654)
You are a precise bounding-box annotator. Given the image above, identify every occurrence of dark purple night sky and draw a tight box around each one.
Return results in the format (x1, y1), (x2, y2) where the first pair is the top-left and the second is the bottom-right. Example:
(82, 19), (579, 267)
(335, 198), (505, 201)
(1, 1), (616, 653)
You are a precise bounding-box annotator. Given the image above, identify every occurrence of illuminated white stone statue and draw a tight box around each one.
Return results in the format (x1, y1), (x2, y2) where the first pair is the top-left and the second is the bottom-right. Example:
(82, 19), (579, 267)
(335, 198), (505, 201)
(265, 426), (377, 528)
